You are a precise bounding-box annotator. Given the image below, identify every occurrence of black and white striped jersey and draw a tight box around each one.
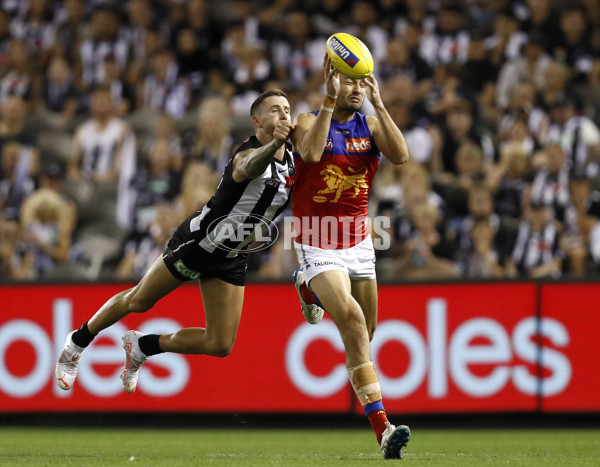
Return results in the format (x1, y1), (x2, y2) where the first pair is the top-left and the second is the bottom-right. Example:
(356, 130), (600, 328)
(189, 136), (294, 258)
(511, 221), (562, 273)
(546, 115), (600, 178)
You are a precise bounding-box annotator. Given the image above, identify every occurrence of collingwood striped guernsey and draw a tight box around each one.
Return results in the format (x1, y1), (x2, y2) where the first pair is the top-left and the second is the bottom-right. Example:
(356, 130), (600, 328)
(169, 136), (294, 261)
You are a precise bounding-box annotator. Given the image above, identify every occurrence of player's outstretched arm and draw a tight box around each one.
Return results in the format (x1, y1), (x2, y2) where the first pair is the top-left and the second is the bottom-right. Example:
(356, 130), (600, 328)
(365, 75), (410, 166)
(233, 120), (294, 181)
(292, 55), (339, 164)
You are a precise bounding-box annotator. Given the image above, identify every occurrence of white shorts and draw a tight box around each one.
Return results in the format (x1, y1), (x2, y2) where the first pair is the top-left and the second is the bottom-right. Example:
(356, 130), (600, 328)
(294, 235), (376, 285)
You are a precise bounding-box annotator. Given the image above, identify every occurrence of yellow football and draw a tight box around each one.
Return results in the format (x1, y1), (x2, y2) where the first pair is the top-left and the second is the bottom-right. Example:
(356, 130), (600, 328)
(325, 33), (374, 79)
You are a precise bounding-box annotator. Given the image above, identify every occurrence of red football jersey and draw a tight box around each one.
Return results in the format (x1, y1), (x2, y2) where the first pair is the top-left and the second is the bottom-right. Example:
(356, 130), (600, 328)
(292, 112), (380, 249)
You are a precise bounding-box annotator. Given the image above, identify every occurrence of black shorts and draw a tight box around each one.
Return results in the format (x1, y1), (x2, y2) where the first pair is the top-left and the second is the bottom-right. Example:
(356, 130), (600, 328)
(162, 212), (248, 286)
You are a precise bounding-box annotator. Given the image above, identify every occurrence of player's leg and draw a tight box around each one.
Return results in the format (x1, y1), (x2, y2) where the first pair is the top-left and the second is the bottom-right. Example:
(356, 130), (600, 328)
(309, 270), (371, 367)
(349, 276), (410, 458)
(350, 278), (378, 341)
(119, 276), (244, 392)
(55, 256), (185, 390)
(157, 277), (244, 356)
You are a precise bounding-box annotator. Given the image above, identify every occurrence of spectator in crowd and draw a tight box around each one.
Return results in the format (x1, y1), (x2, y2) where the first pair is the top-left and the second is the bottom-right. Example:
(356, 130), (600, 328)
(434, 99), (495, 179)
(460, 217), (505, 278)
(452, 182), (518, 273)
(496, 30), (551, 111)
(175, 27), (207, 103)
(99, 53), (135, 119)
(346, 1), (388, 72)
(529, 143), (571, 225)
(497, 81), (549, 149)
(506, 200), (563, 279)
(437, 141), (486, 222)
(137, 47), (189, 119)
(172, 0), (223, 71)
(0, 216), (34, 280)
(0, 94), (37, 150)
(68, 85), (131, 186)
(115, 203), (178, 281)
(540, 60), (572, 109)
(386, 97), (434, 170)
(379, 38), (431, 93)
(53, 0), (86, 66)
(38, 56), (79, 131)
(419, 4), (470, 69)
(79, 6), (129, 89)
(68, 84), (136, 228)
(183, 95), (233, 174)
(546, 95), (600, 179)
(553, 5), (598, 83)
(228, 41), (272, 115)
(146, 112), (183, 170)
(124, 0), (155, 64)
(485, 8), (528, 69)
(10, 0), (56, 68)
(487, 141), (531, 220)
(130, 138), (181, 230)
(0, 141), (36, 221)
(561, 172), (600, 275)
(0, 39), (38, 104)
(394, 200), (457, 280)
(19, 187), (77, 278)
(271, 10), (324, 92)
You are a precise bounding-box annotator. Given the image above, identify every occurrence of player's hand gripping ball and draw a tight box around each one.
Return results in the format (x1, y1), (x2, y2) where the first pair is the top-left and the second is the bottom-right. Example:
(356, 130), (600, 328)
(325, 33), (374, 79)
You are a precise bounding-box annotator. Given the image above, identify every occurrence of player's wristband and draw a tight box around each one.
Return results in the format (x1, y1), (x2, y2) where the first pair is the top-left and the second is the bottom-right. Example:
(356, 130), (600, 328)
(326, 94), (338, 99)
(320, 105), (334, 113)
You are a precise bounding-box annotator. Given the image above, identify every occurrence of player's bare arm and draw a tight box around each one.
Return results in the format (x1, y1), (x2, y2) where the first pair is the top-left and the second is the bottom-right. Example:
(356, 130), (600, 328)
(233, 119), (294, 181)
(364, 75), (410, 166)
(292, 55), (340, 164)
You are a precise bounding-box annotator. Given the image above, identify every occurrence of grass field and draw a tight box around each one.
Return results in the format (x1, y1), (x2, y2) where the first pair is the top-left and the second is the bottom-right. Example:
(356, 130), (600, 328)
(1, 427), (599, 465)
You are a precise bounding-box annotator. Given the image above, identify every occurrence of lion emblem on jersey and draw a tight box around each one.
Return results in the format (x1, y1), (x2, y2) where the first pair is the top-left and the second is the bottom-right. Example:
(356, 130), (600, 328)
(313, 164), (368, 203)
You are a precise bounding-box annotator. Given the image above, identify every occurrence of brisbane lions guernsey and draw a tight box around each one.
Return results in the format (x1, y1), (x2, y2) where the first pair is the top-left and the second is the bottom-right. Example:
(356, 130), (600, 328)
(293, 112), (380, 249)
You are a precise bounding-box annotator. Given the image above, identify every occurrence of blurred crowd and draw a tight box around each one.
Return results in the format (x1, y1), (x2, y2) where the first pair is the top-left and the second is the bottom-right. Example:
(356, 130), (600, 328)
(1, 0), (600, 283)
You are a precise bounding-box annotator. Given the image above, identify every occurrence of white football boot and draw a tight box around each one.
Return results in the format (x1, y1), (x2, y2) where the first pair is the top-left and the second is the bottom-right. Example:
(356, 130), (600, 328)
(120, 330), (148, 393)
(55, 331), (84, 390)
(380, 422), (410, 459)
(293, 269), (324, 324)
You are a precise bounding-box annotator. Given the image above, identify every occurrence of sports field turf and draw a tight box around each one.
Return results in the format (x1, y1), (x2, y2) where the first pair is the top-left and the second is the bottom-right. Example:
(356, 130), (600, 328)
(1, 427), (599, 465)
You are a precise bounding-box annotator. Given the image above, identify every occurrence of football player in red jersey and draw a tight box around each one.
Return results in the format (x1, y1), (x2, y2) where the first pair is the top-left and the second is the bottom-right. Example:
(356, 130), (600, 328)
(291, 54), (411, 459)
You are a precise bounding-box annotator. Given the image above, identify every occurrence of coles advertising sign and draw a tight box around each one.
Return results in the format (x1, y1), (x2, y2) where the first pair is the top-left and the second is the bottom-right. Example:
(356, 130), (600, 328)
(0, 281), (598, 414)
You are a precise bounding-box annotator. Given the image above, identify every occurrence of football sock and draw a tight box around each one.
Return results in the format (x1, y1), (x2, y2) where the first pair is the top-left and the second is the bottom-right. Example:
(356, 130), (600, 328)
(300, 282), (325, 309)
(71, 322), (96, 348)
(348, 362), (386, 444)
(365, 401), (389, 445)
(138, 334), (164, 357)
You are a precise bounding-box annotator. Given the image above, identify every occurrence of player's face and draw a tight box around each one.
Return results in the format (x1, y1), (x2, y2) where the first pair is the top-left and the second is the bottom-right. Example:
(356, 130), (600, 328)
(337, 75), (367, 111)
(256, 96), (291, 134)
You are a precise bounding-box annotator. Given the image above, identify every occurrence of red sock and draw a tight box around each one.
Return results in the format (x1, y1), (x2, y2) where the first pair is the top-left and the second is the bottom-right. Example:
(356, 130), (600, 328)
(368, 409), (389, 444)
(300, 282), (315, 304)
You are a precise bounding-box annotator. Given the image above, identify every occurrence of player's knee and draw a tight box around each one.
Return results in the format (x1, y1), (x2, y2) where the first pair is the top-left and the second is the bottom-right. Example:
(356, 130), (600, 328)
(338, 308), (368, 338)
(211, 343), (233, 357)
(207, 338), (235, 357)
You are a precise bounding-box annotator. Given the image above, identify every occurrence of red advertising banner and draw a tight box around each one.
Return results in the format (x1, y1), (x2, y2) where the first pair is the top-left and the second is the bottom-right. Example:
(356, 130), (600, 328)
(0, 281), (596, 414)
(370, 283), (539, 414)
(539, 283), (600, 412)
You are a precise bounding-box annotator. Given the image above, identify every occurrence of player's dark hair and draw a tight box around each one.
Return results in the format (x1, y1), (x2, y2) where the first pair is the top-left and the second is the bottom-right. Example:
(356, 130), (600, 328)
(250, 89), (288, 117)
